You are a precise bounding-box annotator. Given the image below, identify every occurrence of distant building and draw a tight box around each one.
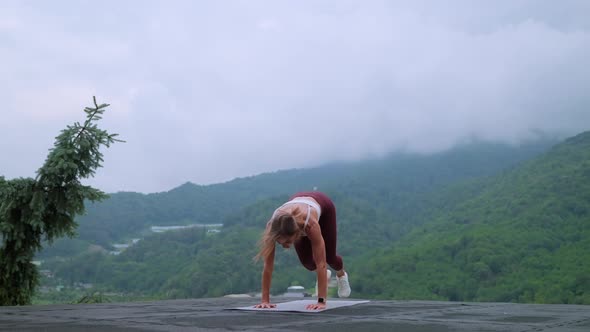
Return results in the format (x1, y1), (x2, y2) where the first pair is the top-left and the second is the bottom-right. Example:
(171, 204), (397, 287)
(151, 224), (223, 233)
(224, 294), (251, 298)
(110, 238), (141, 255)
(40, 269), (53, 278)
(284, 286), (306, 298)
(74, 282), (94, 290)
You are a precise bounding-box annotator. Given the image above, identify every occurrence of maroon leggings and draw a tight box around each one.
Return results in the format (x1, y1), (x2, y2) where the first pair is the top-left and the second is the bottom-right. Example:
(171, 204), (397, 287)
(291, 191), (343, 271)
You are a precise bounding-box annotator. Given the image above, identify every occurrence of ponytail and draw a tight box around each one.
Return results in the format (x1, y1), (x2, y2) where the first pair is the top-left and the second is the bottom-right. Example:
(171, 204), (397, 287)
(254, 225), (277, 262)
(254, 212), (301, 261)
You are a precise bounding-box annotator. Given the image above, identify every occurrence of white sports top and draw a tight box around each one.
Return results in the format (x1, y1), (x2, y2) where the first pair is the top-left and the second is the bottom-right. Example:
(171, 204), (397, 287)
(271, 197), (322, 236)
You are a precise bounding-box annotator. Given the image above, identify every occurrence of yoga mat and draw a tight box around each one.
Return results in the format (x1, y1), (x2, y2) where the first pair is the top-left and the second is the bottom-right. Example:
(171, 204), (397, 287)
(232, 299), (370, 313)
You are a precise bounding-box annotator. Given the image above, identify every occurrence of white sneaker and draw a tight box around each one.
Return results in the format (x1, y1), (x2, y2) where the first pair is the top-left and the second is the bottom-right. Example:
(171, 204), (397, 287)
(337, 272), (351, 298)
(313, 269), (332, 297)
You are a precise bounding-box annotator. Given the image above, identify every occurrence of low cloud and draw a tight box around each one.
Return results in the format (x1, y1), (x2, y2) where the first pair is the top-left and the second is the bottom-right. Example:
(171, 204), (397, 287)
(1, 1), (589, 193)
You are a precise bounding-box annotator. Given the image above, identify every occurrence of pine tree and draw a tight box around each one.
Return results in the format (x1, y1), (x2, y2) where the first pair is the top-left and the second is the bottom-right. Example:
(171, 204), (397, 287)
(0, 97), (122, 305)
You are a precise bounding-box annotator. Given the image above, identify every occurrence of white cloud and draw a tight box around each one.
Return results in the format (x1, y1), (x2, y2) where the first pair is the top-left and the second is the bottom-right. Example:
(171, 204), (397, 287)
(1, 1), (589, 193)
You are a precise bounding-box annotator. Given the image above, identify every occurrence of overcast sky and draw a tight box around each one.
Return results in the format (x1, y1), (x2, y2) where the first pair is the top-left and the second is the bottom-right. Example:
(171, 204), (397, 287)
(1, 1), (589, 193)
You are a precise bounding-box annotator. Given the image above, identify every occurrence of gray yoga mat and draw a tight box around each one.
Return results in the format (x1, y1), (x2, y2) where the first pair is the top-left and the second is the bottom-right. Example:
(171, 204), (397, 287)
(233, 299), (370, 313)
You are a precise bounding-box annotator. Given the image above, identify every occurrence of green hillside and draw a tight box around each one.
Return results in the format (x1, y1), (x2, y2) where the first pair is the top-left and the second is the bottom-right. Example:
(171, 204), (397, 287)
(35, 135), (590, 305)
(38, 139), (552, 256)
(354, 132), (590, 304)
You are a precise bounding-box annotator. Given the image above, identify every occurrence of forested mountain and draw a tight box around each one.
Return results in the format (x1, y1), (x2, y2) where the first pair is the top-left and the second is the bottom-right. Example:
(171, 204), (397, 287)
(39, 139), (552, 256)
(36, 135), (590, 305)
(354, 132), (590, 304)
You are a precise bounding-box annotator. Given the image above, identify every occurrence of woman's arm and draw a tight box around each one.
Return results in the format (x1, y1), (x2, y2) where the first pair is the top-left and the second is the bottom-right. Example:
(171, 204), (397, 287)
(259, 246), (276, 306)
(308, 221), (328, 302)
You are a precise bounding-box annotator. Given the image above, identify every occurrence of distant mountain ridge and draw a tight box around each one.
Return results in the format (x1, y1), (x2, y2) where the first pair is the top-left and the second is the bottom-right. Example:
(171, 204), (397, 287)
(355, 131), (590, 304)
(41, 132), (590, 304)
(38, 134), (590, 305)
(54, 139), (554, 251)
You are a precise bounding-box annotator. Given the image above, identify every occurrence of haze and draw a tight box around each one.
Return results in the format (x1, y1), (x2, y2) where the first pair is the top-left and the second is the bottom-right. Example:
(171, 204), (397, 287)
(1, 0), (589, 193)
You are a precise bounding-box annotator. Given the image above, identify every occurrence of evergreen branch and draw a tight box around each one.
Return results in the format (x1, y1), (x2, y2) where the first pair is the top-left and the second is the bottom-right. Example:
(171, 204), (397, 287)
(73, 96), (107, 143)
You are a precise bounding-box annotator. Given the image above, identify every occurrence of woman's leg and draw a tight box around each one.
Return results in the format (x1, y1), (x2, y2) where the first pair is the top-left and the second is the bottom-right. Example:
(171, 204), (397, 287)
(294, 236), (316, 271)
(317, 198), (344, 272)
(301, 192), (350, 297)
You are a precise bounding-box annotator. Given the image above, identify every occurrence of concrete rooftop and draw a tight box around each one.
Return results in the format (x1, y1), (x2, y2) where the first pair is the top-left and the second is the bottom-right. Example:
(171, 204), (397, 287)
(1, 297), (589, 331)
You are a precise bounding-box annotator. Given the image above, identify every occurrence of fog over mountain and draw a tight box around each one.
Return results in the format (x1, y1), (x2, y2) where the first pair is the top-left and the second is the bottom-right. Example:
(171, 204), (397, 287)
(1, 0), (589, 193)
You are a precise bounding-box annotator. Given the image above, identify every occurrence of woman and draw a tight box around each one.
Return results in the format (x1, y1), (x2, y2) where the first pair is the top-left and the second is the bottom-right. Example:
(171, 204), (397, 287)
(254, 191), (351, 310)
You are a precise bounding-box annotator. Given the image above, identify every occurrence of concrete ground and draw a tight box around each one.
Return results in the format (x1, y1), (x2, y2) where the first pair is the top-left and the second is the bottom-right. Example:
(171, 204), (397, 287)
(1, 297), (589, 331)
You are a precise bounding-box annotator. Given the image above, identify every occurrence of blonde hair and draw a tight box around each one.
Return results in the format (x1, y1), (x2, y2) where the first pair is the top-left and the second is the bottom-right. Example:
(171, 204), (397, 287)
(255, 207), (303, 261)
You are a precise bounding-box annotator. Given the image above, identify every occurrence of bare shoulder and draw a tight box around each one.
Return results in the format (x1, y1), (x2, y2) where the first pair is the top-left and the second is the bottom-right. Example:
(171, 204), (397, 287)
(304, 214), (321, 236)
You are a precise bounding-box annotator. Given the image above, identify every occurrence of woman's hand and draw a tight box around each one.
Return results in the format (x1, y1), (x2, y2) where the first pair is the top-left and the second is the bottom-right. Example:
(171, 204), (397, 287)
(306, 302), (327, 310)
(254, 302), (277, 309)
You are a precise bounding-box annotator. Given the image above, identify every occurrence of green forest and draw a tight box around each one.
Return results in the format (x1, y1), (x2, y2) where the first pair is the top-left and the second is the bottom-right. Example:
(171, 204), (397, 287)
(32, 133), (590, 305)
